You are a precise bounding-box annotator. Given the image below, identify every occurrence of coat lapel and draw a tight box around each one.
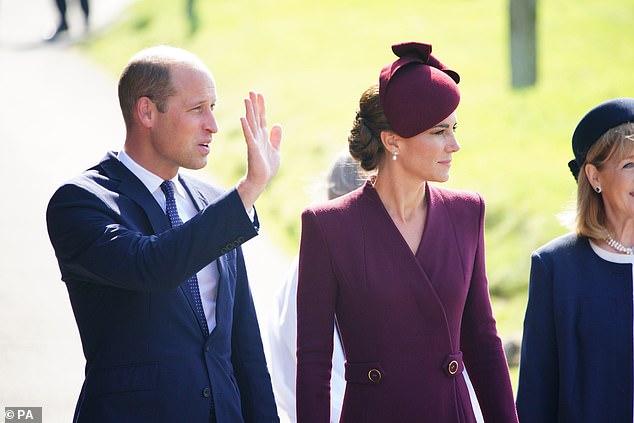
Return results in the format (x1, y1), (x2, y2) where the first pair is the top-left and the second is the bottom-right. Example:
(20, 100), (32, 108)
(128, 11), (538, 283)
(362, 182), (457, 350)
(414, 185), (471, 348)
(416, 185), (467, 293)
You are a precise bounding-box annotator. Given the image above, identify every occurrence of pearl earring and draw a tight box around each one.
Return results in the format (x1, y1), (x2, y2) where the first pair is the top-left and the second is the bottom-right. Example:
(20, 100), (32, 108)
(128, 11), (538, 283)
(392, 151), (398, 161)
(595, 186), (602, 194)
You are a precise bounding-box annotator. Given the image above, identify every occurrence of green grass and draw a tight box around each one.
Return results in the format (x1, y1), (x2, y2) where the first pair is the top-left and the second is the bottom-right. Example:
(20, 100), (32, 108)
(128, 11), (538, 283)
(81, 0), (634, 342)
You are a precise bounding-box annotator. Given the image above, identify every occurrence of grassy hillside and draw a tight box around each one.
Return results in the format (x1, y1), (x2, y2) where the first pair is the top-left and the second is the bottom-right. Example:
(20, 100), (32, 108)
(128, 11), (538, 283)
(82, 0), (634, 341)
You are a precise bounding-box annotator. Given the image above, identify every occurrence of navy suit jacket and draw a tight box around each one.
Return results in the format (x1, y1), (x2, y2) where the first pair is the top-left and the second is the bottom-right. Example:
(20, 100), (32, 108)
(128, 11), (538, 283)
(46, 152), (279, 423)
(297, 182), (517, 422)
(517, 233), (633, 422)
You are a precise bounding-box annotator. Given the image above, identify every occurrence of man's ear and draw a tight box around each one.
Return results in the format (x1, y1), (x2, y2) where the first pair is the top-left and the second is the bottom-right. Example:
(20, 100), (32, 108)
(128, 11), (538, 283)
(135, 96), (156, 129)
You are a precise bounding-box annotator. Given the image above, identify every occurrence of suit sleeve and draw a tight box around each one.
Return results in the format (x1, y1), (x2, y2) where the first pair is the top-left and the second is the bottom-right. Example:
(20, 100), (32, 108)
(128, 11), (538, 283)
(46, 181), (258, 291)
(516, 252), (559, 422)
(296, 209), (338, 423)
(459, 195), (519, 422)
(231, 246), (280, 423)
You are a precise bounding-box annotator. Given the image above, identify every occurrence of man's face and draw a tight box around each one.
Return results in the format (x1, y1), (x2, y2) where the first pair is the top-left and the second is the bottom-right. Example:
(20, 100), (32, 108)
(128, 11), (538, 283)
(149, 63), (218, 179)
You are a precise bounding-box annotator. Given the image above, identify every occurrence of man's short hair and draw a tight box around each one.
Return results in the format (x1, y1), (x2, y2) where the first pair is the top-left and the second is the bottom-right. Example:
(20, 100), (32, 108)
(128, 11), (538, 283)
(118, 46), (208, 128)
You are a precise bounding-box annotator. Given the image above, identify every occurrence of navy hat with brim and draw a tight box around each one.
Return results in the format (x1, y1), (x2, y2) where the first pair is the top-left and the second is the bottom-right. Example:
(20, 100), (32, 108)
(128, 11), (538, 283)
(569, 97), (634, 180)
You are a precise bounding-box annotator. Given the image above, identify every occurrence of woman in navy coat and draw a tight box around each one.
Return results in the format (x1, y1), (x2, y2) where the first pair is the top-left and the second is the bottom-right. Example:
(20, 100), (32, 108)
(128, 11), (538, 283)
(517, 98), (634, 422)
(296, 42), (518, 423)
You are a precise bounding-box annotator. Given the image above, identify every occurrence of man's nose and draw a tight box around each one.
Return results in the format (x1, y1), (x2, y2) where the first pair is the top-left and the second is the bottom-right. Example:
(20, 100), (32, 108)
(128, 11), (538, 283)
(204, 109), (218, 133)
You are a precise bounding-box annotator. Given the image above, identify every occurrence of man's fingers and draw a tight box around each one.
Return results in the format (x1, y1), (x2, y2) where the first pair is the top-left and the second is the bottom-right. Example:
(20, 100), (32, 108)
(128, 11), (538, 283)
(244, 97), (257, 135)
(240, 117), (254, 145)
(249, 91), (262, 129)
(270, 124), (282, 150)
(257, 93), (267, 129)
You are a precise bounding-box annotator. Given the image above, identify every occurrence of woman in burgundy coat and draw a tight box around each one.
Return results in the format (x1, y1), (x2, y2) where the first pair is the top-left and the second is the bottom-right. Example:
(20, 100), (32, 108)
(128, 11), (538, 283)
(296, 42), (518, 422)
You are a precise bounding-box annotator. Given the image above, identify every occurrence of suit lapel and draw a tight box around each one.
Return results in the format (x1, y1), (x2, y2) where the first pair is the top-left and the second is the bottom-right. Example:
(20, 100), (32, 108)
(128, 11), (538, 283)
(178, 175), (227, 338)
(102, 154), (214, 337)
(99, 152), (171, 234)
(213, 256), (231, 335)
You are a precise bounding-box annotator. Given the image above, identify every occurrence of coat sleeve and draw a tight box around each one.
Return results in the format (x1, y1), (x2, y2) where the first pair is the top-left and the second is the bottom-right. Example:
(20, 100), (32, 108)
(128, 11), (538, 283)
(296, 209), (338, 423)
(231, 246), (280, 423)
(516, 252), (559, 422)
(46, 181), (258, 291)
(459, 195), (519, 422)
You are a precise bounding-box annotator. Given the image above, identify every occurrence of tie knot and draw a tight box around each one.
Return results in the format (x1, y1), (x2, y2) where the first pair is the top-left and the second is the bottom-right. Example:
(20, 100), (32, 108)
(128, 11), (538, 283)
(160, 180), (176, 200)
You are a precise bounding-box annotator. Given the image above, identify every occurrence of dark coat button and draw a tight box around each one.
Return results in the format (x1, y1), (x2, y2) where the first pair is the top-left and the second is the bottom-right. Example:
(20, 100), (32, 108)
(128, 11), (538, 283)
(202, 387), (211, 398)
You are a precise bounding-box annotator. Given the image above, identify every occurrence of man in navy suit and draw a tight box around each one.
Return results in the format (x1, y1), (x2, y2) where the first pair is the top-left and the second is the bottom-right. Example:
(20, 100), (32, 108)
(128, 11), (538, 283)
(46, 45), (281, 422)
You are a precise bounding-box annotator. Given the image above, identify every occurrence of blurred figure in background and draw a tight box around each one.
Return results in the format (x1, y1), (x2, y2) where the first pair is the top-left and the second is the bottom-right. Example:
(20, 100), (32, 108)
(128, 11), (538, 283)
(517, 98), (634, 422)
(296, 41), (517, 422)
(187, 0), (199, 35)
(268, 152), (365, 422)
(45, 0), (90, 42)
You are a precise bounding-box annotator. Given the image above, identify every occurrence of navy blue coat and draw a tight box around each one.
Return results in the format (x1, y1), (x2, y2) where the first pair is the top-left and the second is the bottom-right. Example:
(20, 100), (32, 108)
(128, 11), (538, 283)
(517, 233), (633, 422)
(46, 152), (279, 423)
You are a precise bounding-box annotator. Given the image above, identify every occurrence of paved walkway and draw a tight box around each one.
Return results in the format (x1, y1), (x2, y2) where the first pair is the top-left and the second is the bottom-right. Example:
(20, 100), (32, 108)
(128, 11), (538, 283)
(0, 1), (290, 420)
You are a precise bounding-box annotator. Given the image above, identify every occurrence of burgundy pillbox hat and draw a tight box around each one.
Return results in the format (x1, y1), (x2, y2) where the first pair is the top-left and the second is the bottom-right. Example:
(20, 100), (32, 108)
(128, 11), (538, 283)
(379, 42), (461, 138)
(568, 97), (634, 181)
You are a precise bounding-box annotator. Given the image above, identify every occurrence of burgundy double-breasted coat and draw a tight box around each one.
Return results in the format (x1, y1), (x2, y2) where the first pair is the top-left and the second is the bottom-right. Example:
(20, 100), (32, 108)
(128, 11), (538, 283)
(296, 181), (517, 422)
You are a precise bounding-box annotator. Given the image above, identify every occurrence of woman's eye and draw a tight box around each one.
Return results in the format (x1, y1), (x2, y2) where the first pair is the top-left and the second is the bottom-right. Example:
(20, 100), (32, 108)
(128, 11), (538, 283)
(623, 162), (634, 169)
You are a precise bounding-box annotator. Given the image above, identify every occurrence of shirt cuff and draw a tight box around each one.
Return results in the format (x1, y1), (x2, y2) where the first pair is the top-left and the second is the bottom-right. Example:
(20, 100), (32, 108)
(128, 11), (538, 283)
(246, 206), (256, 223)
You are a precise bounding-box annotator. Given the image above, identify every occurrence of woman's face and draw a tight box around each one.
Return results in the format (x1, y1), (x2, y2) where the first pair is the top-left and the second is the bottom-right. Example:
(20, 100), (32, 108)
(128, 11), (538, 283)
(592, 147), (634, 223)
(396, 112), (460, 183)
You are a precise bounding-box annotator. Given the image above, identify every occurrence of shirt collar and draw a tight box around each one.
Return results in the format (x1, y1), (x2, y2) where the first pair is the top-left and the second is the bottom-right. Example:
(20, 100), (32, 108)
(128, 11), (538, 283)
(589, 239), (634, 264)
(117, 151), (188, 199)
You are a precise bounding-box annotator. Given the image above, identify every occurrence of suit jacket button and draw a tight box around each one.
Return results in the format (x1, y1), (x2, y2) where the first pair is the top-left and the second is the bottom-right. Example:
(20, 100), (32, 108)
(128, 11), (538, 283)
(202, 387), (211, 398)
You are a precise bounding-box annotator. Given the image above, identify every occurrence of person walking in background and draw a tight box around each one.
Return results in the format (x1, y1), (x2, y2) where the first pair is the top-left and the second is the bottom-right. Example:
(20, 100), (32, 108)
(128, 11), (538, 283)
(268, 152), (364, 423)
(517, 98), (634, 422)
(45, 0), (90, 42)
(46, 45), (281, 422)
(296, 41), (518, 422)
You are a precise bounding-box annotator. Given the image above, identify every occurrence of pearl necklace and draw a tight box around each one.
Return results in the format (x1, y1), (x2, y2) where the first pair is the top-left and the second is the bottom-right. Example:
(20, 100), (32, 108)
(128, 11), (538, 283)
(606, 234), (634, 255)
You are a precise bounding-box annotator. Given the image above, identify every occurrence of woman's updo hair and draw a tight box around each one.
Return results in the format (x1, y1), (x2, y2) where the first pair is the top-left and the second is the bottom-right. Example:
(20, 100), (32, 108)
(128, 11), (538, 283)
(348, 84), (392, 171)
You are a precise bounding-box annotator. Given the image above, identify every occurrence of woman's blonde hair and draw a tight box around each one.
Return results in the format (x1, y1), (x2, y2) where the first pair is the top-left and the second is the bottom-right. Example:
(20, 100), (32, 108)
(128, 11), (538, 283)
(576, 122), (634, 239)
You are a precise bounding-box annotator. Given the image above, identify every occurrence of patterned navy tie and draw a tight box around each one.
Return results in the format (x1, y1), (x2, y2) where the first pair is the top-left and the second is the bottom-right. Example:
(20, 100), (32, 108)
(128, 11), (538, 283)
(160, 180), (209, 336)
